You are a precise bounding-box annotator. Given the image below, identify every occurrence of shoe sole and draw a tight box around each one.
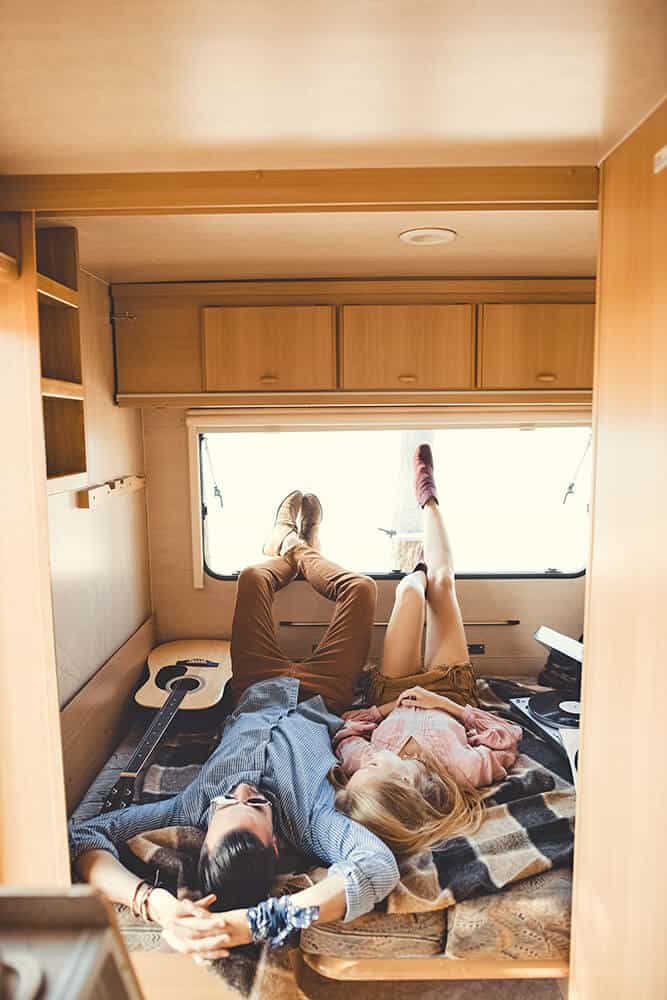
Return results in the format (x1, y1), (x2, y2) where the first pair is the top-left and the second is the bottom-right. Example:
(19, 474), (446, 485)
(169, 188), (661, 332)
(263, 490), (303, 556)
(300, 493), (323, 545)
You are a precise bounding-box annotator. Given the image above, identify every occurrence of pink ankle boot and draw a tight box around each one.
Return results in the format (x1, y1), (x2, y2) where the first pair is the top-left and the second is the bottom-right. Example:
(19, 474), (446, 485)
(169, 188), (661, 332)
(413, 444), (439, 507)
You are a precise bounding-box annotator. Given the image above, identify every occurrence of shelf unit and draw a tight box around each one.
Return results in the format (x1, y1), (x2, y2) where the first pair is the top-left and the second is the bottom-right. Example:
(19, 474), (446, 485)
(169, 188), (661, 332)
(36, 226), (87, 486)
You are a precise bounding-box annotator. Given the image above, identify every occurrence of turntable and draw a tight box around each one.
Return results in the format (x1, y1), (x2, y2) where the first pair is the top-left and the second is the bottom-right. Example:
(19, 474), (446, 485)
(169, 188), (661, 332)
(509, 693), (580, 788)
(509, 625), (583, 787)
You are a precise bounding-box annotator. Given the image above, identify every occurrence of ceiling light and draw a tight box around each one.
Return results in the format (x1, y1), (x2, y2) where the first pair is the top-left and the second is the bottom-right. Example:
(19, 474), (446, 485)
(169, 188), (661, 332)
(399, 227), (457, 246)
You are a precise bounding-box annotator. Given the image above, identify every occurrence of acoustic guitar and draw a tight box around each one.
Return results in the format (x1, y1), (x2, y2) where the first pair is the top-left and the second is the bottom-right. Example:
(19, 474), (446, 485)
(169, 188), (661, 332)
(102, 639), (232, 813)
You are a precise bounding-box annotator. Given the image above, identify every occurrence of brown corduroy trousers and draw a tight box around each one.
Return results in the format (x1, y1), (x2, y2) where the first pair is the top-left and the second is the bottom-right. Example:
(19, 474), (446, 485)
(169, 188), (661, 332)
(230, 544), (377, 715)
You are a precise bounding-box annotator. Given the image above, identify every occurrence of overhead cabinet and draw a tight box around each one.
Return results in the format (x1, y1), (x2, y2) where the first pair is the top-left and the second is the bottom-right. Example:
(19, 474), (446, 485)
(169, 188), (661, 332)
(341, 304), (475, 390)
(110, 280), (595, 400)
(479, 303), (595, 389)
(115, 303), (204, 393)
(203, 305), (336, 391)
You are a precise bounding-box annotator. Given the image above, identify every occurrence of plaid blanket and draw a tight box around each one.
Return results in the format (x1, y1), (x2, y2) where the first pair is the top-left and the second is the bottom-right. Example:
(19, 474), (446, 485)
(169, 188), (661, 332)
(119, 677), (575, 914)
(91, 677), (574, 996)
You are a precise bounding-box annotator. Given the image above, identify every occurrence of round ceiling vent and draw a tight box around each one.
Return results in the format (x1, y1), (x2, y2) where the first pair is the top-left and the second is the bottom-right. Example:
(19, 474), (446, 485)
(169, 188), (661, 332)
(399, 227), (457, 246)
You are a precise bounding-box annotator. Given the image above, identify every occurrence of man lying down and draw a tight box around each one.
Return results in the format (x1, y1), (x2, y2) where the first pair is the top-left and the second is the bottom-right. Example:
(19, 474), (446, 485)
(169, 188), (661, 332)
(71, 452), (522, 958)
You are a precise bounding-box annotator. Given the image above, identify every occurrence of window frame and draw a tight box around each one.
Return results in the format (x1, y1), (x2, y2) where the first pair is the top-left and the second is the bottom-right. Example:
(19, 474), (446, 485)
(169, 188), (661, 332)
(187, 404), (592, 588)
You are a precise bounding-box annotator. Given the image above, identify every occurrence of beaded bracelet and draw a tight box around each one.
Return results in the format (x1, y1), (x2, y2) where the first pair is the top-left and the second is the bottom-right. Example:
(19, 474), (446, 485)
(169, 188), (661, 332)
(141, 884), (156, 923)
(131, 880), (151, 919)
(246, 895), (320, 950)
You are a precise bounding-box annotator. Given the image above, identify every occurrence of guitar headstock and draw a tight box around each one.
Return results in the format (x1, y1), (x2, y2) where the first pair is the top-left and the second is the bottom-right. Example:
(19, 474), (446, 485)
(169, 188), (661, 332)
(101, 776), (136, 814)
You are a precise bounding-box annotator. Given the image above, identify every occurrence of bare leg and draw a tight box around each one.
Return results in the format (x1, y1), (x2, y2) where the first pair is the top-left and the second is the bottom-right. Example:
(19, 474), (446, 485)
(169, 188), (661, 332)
(423, 499), (469, 668)
(380, 570), (427, 678)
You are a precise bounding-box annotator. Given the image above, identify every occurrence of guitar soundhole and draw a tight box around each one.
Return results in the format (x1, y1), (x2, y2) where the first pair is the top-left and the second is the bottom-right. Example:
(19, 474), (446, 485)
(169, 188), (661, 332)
(155, 665), (187, 690)
(171, 677), (201, 692)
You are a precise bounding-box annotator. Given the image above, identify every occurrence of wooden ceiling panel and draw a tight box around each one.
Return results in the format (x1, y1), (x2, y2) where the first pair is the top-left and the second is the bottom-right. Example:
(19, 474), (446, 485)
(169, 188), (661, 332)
(49, 210), (597, 283)
(1, 1), (665, 174)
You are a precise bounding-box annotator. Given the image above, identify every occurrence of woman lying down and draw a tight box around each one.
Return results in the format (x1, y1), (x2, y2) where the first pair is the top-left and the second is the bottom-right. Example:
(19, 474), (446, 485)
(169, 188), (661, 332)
(69, 445), (521, 961)
(332, 443), (522, 855)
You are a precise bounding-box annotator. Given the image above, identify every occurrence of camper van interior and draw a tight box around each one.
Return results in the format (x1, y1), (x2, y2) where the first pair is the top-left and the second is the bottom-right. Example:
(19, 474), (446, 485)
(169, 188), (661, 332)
(0, 4), (665, 999)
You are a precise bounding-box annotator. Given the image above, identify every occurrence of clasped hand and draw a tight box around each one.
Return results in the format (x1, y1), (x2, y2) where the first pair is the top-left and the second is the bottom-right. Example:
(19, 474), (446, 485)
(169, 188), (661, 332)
(158, 893), (252, 961)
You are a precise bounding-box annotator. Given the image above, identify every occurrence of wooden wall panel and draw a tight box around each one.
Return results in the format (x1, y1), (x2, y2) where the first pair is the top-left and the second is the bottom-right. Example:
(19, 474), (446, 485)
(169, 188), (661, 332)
(0, 213), (69, 885)
(60, 617), (155, 812)
(49, 271), (151, 706)
(569, 102), (667, 1000)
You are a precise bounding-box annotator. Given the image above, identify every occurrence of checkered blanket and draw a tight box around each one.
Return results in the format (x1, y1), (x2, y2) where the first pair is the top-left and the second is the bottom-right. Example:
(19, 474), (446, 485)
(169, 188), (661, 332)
(119, 678), (575, 914)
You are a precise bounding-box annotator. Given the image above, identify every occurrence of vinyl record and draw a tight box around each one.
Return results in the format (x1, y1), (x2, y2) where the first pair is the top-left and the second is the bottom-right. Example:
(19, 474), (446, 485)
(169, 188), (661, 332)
(528, 691), (581, 729)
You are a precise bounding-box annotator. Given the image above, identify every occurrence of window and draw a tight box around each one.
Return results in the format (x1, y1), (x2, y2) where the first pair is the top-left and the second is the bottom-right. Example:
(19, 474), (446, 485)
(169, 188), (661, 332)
(201, 426), (592, 578)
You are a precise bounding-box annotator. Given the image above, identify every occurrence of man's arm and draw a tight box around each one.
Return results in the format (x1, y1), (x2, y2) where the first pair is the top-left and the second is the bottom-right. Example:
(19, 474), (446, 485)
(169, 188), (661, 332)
(71, 796), (191, 917)
(160, 809), (399, 959)
(309, 807), (400, 922)
(70, 795), (186, 866)
(162, 804), (400, 960)
(77, 848), (211, 927)
(160, 874), (349, 959)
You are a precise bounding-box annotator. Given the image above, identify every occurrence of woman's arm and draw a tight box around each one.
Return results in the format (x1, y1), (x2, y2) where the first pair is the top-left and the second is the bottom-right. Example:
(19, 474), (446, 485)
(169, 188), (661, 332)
(396, 686), (467, 720)
(332, 718), (378, 775)
(342, 701), (396, 722)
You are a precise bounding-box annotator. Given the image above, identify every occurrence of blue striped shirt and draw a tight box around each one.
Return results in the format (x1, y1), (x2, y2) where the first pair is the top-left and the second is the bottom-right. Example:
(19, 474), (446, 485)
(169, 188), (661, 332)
(69, 678), (399, 922)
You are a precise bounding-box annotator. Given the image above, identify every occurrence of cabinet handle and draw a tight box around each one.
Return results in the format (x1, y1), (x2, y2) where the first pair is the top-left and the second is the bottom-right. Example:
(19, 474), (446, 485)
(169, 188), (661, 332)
(259, 374), (279, 385)
(398, 374), (418, 384)
(536, 372), (557, 383)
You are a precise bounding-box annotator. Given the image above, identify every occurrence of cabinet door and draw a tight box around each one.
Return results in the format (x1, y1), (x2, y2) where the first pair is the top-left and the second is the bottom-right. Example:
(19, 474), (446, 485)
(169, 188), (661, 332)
(203, 306), (336, 391)
(341, 305), (474, 390)
(480, 303), (595, 389)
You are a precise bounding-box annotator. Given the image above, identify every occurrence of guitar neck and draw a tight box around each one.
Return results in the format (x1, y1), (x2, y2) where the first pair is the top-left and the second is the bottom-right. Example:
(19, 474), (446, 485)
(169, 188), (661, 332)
(121, 686), (189, 779)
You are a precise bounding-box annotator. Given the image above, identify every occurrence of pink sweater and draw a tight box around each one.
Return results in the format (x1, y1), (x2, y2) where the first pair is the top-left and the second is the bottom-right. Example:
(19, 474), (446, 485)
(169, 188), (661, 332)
(334, 706), (522, 788)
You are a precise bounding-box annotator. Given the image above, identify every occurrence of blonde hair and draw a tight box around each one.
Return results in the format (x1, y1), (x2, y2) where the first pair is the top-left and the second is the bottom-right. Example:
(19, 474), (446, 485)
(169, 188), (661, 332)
(329, 745), (483, 859)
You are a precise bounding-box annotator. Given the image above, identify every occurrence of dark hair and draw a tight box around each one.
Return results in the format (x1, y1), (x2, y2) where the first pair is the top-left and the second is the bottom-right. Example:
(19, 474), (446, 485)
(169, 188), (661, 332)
(198, 830), (277, 912)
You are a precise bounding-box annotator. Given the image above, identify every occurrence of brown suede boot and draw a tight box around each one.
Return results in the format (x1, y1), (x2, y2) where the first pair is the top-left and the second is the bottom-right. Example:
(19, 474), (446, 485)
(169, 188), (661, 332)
(263, 490), (303, 556)
(299, 493), (323, 550)
(413, 443), (439, 507)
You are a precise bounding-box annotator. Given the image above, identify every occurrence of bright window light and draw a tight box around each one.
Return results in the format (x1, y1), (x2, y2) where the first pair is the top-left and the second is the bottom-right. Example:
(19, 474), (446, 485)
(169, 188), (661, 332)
(201, 427), (592, 577)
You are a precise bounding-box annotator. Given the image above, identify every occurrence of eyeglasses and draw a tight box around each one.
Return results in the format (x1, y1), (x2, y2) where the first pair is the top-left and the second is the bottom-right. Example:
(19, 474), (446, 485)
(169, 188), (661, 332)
(211, 792), (271, 811)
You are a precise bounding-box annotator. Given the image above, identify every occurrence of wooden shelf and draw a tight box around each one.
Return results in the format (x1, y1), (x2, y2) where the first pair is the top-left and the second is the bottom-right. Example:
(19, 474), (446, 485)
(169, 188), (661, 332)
(36, 226), (79, 290)
(37, 272), (80, 308)
(41, 377), (85, 400)
(0, 249), (18, 281)
(42, 396), (87, 479)
(39, 302), (82, 382)
(47, 471), (89, 495)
